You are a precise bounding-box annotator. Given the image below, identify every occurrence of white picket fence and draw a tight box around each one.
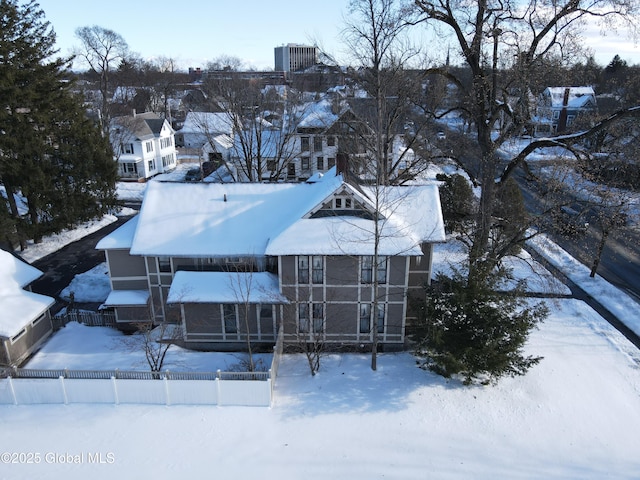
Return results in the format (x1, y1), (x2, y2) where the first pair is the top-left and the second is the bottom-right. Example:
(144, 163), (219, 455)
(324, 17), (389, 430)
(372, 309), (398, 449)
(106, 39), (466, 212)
(0, 326), (285, 407)
(0, 371), (272, 406)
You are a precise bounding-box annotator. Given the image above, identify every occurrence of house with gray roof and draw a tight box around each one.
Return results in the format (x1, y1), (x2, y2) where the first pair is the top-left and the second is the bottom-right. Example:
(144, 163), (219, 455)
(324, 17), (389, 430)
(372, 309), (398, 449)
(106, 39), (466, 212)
(110, 112), (177, 181)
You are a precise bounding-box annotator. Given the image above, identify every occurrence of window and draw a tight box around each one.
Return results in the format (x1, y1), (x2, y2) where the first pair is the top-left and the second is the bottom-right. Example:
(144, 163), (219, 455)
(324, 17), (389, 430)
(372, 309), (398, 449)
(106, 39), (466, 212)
(312, 303), (324, 333)
(360, 304), (370, 333)
(123, 163), (137, 174)
(312, 256), (323, 284)
(298, 256), (309, 283)
(301, 136), (310, 152)
(148, 159), (156, 171)
(327, 136), (336, 147)
(11, 328), (26, 344)
(361, 256), (387, 284)
(267, 160), (277, 171)
(313, 136), (323, 152)
(359, 304), (384, 334)
(162, 154), (175, 168)
(260, 305), (273, 322)
(121, 143), (134, 154)
(300, 303), (323, 333)
(158, 256), (171, 273)
(376, 305), (385, 334)
(301, 157), (310, 171)
(146, 141), (154, 153)
(316, 157), (324, 171)
(334, 196), (352, 209)
(553, 110), (560, 120)
(223, 304), (237, 334)
(160, 137), (173, 149)
(32, 313), (46, 327)
(328, 157), (336, 169)
(298, 303), (309, 333)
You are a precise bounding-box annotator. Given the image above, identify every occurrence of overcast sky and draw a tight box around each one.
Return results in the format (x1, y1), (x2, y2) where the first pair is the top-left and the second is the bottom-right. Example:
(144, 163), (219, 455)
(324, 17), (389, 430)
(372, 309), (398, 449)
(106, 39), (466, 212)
(36, 0), (640, 71)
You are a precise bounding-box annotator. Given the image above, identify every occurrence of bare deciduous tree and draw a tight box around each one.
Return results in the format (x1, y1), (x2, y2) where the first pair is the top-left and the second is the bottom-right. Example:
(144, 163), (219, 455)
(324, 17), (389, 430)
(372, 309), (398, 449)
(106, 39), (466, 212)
(411, 0), (640, 282)
(75, 25), (129, 132)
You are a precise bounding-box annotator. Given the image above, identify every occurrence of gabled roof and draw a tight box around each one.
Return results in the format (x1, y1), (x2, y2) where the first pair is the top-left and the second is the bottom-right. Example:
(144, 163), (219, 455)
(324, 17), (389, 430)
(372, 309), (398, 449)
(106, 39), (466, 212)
(99, 167), (445, 258)
(111, 112), (173, 141)
(179, 112), (233, 136)
(0, 250), (54, 338)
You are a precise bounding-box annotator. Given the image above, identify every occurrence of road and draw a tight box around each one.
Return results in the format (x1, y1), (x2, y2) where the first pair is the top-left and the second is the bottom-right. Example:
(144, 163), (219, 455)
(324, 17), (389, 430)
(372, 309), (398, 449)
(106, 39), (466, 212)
(515, 166), (640, 302)
(27, 215), (133, 314)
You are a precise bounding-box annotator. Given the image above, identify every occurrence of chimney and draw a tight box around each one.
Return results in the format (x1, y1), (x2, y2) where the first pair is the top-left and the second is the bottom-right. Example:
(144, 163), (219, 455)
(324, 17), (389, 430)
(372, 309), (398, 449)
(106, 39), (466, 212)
(336, 153), (349, 177)
(557, 88), (571, 133)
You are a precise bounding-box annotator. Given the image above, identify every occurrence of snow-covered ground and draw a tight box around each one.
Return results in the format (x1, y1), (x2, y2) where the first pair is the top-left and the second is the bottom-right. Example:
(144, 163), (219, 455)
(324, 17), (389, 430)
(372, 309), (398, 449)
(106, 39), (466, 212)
(4, 164), (640, 478)
(3, 298), (640, 479)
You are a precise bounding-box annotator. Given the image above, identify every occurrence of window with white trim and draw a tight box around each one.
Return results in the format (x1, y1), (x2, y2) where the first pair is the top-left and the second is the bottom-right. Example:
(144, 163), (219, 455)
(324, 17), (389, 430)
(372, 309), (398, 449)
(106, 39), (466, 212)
(361, 256), (387, 284)
(223, 304), (237, 334)
(311, 256), (323, 284)
(298, 303), (309, 333)
(359, 304), (384, 334)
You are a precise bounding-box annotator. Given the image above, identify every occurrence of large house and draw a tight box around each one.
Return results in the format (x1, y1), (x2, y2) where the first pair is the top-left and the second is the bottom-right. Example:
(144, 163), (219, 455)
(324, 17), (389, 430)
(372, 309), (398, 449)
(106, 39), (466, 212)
(110, 112), (178, 181)
(0, 250), (54, 367)
(96, 168), (445, 351)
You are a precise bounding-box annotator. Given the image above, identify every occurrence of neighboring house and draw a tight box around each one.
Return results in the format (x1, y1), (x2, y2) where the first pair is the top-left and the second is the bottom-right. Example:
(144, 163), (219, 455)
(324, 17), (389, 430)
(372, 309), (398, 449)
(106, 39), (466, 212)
(97, 168), (445, 351)
(0, 250), (54, 367)
(533, 87), (598, 136)
(174, 111), (233, 149)
(110, 112), (178, 181)
(284, 97), (425, 182)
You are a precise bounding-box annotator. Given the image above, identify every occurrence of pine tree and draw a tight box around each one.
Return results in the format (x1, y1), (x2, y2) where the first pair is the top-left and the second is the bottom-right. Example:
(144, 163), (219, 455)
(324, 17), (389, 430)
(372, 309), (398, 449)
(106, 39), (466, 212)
(412, 269), (548, 385)
(0, 0), (118, 247)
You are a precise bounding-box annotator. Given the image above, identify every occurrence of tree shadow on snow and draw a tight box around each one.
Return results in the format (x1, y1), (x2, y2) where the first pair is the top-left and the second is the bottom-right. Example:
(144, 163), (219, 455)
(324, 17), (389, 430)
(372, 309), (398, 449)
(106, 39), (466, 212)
(273, 352), (470, 417)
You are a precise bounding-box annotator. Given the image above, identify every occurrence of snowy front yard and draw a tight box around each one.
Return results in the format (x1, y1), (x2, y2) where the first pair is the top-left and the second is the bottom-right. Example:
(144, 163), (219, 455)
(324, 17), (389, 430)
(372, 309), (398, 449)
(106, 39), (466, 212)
(3, 298), (640, 479)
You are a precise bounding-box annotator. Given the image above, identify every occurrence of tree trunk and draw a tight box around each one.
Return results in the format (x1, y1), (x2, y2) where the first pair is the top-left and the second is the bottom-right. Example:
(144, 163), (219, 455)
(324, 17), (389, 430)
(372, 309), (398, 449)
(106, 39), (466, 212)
(590, 229), (609, 278)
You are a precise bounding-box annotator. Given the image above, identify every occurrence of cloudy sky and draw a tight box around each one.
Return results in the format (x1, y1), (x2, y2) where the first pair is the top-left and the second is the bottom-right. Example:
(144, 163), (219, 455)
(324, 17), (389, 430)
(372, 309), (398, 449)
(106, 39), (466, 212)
(36, 0), (640, 71)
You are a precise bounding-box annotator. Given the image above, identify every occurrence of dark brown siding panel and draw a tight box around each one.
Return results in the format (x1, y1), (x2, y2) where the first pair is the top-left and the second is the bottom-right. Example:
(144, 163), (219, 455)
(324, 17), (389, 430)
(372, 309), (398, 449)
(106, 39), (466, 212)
(326, 256), (357, 285)
(108, 250), (146, 277)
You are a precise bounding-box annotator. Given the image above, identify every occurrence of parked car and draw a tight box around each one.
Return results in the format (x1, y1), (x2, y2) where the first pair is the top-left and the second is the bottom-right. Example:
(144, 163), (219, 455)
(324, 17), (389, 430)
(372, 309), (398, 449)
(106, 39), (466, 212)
(436, 131), (446, 140)
(184, 168), (201, 182)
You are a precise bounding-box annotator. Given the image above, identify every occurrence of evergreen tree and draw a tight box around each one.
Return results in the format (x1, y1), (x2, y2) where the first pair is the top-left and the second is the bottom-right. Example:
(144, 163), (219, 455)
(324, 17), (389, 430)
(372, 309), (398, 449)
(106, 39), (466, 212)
(436, 173), (475, 234)
(0, 0), (118, 247)
(412, 269), (548, 385)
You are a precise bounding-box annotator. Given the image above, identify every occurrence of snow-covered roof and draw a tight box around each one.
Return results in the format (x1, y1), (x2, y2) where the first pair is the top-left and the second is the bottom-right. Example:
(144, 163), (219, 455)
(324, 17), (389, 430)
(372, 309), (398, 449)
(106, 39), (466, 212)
(112, 168), (444, 258)
(544, 87), (597, 109)
(167, 271), (287, 304)
(298, 99), (340, 129)
(267, 184), (445, 256)
(0, 250), (54, 338)
(179, 112), (233, 136)
(129, 170), (344, 257)
(1, 250), (43, 288)
(96, 216), (139, 250)
(102, 289), (150, 307)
